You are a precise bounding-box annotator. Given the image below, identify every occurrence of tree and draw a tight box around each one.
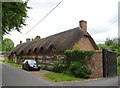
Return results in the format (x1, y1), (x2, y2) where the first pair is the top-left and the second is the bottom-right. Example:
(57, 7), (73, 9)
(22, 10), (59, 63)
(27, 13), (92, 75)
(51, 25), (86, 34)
(97, 43), (107, 50)
(105, 38), (114, 46)
(99, 38), (120, 56)
(2, 1), (30, 36)
(0, 38), (14, 51)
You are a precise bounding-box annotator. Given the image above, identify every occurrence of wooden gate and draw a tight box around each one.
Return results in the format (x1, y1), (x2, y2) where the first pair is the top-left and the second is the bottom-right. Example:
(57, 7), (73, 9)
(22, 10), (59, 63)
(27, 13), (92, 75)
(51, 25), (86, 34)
(102, 49), (117, 77)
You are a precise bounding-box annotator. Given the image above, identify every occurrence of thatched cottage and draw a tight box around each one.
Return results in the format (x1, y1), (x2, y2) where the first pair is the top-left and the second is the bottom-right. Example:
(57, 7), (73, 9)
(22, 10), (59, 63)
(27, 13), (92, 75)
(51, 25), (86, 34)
(10, 20), (99, 65)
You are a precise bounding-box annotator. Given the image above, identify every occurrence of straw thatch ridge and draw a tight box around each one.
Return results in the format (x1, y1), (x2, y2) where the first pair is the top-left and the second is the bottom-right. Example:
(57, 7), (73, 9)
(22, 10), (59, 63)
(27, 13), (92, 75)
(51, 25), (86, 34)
(10, 27), (98, 55)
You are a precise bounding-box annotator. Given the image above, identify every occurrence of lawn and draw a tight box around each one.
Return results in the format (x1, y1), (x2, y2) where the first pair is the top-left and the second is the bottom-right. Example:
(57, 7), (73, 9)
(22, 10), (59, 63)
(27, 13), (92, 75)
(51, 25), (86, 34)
(44, 73), (85, 82)
(5, 61), (22, 67)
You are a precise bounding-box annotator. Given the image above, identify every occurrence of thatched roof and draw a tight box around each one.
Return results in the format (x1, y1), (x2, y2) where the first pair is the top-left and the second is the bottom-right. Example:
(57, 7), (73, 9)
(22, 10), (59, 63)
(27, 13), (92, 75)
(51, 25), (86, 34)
(10, 27), (98, 55)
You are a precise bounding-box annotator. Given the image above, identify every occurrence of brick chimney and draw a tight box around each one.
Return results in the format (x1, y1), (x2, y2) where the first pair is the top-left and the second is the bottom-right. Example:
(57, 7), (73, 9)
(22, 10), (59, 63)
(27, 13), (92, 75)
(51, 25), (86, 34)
(26, 38), (30, 42)
(20, 41), (22, 44)
(35, 36), (41, 40)
(79, 20), (87, 32)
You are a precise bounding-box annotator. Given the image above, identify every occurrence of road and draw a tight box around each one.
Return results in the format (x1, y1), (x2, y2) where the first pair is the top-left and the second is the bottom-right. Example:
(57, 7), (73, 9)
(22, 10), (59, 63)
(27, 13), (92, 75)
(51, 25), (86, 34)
(54, 76), (119, 86)
(1, 62), (51, 86)
(0, 62), (119, 87)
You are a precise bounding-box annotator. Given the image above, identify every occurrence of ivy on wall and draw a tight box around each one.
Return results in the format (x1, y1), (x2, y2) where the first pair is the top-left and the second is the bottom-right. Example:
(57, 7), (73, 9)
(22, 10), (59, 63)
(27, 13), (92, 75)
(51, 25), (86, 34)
(64, 50), (95, 65)
(41, 50), (95, 78)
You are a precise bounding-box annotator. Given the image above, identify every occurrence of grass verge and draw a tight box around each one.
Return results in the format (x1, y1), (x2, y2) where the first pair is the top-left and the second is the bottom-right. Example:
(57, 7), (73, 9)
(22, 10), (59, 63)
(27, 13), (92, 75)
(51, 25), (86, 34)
(117, 58), (120, 76)
(118, 65), (120, 76)
(44, 73), (85, 82)
(0, 60), (3, 62)
(5, 61), (22, 67)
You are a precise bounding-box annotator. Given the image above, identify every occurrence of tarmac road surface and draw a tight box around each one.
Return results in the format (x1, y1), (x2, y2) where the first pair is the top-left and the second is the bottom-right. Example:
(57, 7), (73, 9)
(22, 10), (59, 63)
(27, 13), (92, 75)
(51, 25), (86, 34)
(2, 62), (51, 86)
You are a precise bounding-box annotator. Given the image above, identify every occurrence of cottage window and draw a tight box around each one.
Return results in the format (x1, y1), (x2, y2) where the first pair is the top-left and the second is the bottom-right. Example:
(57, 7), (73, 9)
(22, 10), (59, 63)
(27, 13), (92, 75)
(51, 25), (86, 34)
(26, 56), (28, 58)
(38, 56), (43, 58)
(29, 56), (32, 58)
(32, 56), (36, 58)
(24, 56), (26, 58)
(39, 47), (44, 52)
(38, 60), (42, 63)
(34, 48), (37, 53)
(37, 56), (40, 58)
(46, 56), (50, 59)
(43, 58), (46, 63)
(48, 45), (56, 51)
(58, 56), (65, 64)
(25, 56), (27, 58)
(50, 56), (54, 64)
(42, 56), (46, 63)
(46, 60), (50, 63)
(28, 49), (31, 54)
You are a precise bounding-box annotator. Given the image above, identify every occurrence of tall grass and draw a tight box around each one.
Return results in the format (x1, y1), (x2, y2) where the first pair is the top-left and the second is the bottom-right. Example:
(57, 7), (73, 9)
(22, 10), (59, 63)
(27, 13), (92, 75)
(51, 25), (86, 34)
(117, 57), (120, 76)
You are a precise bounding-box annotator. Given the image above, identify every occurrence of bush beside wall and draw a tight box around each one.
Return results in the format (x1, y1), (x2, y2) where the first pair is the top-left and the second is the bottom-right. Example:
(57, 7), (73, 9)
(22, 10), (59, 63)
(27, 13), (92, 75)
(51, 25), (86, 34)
(42, 50), (94, 79)
(64, 50), (94, 78)
(41, 50), (103, 78)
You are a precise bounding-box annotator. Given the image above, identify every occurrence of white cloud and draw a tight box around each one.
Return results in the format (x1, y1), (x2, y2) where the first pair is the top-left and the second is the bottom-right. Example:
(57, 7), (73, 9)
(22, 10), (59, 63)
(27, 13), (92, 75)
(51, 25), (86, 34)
(4, 0), (119, 46)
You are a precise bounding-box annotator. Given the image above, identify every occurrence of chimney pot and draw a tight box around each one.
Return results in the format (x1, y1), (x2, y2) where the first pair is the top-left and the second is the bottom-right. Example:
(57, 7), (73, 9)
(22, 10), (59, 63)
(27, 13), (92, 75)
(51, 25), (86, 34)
(79, 20), (87, 32)
(35, 36), (41, 40)
(26, 38), (30, 42)
(20, 41), (22, 44)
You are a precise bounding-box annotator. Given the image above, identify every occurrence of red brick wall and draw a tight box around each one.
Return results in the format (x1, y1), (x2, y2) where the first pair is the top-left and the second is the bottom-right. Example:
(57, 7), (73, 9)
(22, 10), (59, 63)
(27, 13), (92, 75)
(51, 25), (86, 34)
(86, 50), (103, 78)
(74, 36), (95, 50)
(16, 50), (103, 78)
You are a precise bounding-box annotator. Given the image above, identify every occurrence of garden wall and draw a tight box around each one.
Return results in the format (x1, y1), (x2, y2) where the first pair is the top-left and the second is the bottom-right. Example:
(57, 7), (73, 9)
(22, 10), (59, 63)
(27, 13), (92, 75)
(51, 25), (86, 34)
(86, 50), (103, 78)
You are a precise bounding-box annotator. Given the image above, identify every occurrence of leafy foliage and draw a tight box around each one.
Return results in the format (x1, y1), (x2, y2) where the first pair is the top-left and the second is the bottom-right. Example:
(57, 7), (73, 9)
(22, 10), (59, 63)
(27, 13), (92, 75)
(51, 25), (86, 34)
(46, 50), (94, 78)
(98, 38), (120, 56)
(64, 50), (95, 64)
(67, 62), (91, 78)
(97, 44), (107, 49)
(41, 65), (49, 70)
(51, 61), (91, 78)
(2, 1), (30, 36)
(117, 57), (120, 76)
(51, 60), (66, 73)
(118, 58), (120, 66)
(0, 38), (14, 51)
(41, 50), (94, 78)
(64, 50), (94, 78)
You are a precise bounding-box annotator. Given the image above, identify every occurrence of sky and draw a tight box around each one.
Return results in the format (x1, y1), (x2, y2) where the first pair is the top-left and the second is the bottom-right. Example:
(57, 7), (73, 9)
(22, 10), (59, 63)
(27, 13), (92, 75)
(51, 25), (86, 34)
(4, 0), (119, 46)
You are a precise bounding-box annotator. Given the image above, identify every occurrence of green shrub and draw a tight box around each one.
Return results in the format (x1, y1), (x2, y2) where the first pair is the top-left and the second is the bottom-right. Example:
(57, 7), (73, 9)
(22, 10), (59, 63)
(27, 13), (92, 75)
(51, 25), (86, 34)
(64, 50), (94, 65)
(52, 61), (64, 73)
(47, 66), (54, 71)
(41, 50), (93, 79)
(67, 62), (91, 78)
(41, 65), (49, 70)
(118, 58), (120, 66)
(63, 50), (93, 78)
(61, 68), (71, 74)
